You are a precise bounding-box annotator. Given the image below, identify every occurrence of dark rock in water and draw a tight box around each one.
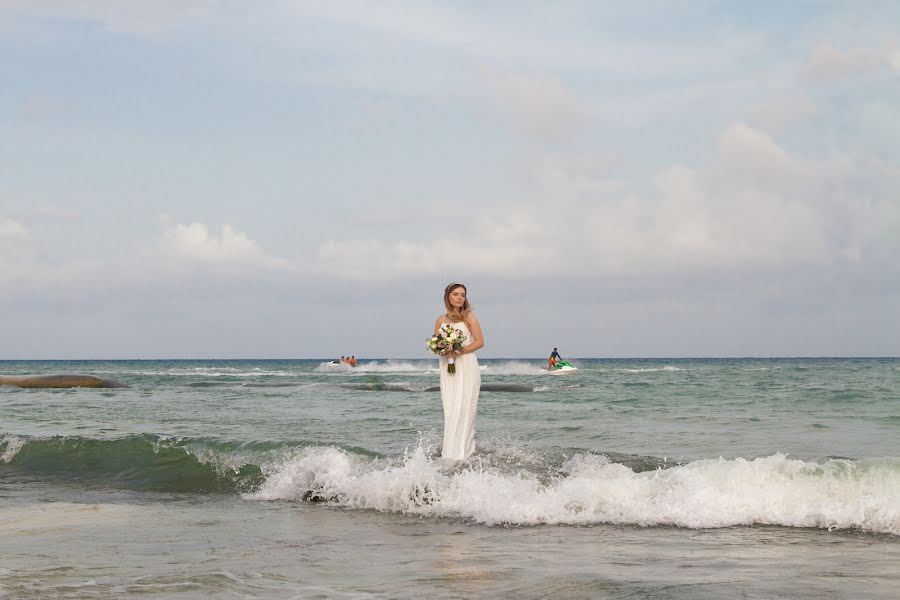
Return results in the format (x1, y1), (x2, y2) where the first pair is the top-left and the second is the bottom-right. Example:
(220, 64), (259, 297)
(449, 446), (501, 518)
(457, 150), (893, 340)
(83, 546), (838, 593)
(408, 484), (435, 506)
(302, 488), (340, 503)
(0, 375), (127, 389)
(479, 383), (535, 392)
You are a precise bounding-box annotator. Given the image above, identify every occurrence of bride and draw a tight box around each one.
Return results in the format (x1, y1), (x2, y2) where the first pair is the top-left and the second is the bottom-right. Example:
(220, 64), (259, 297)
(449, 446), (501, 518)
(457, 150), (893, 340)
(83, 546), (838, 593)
(433, 283), (484, 460)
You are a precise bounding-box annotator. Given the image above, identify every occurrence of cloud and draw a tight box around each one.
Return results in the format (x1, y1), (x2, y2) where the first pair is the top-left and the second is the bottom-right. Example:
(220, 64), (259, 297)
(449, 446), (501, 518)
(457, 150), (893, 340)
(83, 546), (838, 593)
(0, 215), (36, 268)
(749, 96), (820, 133)
(316, 208), (554, 281)
(316, 239), (438, 280)
(492, 73), (585, 141)
(804, 44), (894, 83)
(5, 215), (292, 278)
(520, 145), (623, 202)
(316, 123), (898, 285)
(287, 2), (771, 79)
(154, 215), (284, 265)
(589, 124), (893, 274)
(30, 205), (80, 220)
(289, 0), (478, 52)
(0, 215), (30, 239)
(18, 94), (74, 119)
(0, 0), (224, 35)
(0, 215), (301, 315)
(4, 122), (896, 317)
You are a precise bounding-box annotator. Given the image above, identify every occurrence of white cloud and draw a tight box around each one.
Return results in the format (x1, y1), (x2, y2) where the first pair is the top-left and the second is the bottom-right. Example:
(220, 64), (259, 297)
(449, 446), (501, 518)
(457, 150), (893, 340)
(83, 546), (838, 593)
(30, 204), (80, 220)
(288, 0), (478, 52)
(286, 1), (769, 78)
(749, 96), (820, 134)
(0, 215), (297, 302)
(0, 216), (314, 331)
(0, 0), (221, 35)
(493, 73), (585, 141)
(804, 44), (893, 83)
(0, 215), (35, 268)
(3, 3), (899, 357)
(152, 215), (294, 271)
(316, 239), (438, 280)
(521, 145), (623, 201)
(0, 215), (29, 239)
(316, 205), (563, 280)
(316, 123), (896, 282)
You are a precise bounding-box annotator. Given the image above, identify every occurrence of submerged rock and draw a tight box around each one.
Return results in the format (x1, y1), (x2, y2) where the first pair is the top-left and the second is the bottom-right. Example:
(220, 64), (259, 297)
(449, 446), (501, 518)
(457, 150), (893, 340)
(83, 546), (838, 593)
(0, 375), (127, 389)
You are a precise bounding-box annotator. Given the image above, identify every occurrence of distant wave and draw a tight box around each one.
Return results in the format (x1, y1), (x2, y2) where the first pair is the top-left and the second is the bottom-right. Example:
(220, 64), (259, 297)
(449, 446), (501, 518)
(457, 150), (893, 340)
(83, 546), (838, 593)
(617, 366), (685, 373)
(187, 380), (543, 392)
(352, 361), (435, 373)
(3, 433), (897, 535)
(336, 382), (538, 393)
(315, 361), (436, 374)
(481, 361), (550, 376)
(317, 360), (563, 377)
(94, 368), (300, 377)
(82, 360), (572, 380)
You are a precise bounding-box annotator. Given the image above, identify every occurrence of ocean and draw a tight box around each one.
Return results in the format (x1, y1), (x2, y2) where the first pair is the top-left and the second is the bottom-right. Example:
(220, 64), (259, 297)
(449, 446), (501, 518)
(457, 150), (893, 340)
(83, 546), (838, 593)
(1, 358), (898, 599)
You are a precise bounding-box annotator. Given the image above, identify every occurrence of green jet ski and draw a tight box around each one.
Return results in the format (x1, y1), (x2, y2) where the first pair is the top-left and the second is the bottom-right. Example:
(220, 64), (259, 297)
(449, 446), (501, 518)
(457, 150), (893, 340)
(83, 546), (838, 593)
(548, 360), (577, 375)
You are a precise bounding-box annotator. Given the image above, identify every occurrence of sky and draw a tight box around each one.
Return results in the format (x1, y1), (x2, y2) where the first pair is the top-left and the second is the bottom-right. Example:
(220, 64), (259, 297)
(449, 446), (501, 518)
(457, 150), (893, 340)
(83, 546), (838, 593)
(1, 1), (899, 359)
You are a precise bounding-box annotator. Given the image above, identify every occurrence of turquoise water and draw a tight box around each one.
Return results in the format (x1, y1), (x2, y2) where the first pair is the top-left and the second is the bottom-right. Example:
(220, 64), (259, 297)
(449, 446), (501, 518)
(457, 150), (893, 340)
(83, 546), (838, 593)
(2, 358), (899, 598)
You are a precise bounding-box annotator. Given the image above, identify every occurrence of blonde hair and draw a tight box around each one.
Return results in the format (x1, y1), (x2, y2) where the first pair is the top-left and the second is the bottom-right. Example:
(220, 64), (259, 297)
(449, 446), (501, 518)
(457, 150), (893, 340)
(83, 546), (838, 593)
(443, 283), (471, 322)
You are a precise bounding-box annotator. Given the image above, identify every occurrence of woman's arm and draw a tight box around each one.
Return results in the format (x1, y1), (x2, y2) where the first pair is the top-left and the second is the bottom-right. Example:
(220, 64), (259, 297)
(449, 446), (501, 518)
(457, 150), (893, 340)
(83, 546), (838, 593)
(434, 315), (443, 335)
(461, 312), (484, 354)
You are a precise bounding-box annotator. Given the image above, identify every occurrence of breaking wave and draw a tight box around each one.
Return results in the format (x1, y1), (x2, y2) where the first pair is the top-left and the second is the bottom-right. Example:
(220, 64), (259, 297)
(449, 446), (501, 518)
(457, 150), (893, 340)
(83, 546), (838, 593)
(250, 445), (900, 535)
(3, 434), (897, 535)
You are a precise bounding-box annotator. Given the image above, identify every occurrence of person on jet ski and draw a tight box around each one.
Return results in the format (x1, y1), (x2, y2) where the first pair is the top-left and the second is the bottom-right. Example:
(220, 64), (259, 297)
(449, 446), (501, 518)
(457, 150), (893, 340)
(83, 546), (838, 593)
(549, 347), (563, 368)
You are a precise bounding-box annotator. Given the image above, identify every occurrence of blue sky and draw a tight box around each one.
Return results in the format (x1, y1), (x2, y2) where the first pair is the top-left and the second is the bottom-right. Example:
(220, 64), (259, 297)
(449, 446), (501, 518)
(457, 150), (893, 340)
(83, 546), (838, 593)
(1, 1), (899, 358)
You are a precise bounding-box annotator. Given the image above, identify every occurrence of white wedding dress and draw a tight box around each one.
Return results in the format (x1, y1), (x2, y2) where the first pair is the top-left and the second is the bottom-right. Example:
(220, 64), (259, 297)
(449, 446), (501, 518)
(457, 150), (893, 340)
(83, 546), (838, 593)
(439, 319), (480, 460)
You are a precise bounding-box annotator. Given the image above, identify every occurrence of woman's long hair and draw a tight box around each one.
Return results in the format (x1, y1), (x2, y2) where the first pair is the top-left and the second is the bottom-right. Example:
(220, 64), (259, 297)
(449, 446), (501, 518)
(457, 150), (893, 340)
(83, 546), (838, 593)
(443, 283), (471, 322)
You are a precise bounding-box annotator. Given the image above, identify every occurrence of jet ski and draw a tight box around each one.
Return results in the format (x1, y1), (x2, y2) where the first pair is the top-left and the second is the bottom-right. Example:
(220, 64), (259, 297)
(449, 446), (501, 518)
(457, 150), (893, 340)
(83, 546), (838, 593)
(547, 360), (577, 375)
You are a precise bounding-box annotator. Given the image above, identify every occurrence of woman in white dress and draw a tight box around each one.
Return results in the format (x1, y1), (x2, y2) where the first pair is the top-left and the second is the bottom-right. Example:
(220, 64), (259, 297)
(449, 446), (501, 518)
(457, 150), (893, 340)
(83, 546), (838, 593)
(433, 283), (484, 460)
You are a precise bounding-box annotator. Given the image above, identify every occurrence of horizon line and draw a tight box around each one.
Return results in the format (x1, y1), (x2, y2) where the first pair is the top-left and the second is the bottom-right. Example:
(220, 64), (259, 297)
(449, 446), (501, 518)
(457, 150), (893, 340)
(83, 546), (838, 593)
(1, 356), (898, 361)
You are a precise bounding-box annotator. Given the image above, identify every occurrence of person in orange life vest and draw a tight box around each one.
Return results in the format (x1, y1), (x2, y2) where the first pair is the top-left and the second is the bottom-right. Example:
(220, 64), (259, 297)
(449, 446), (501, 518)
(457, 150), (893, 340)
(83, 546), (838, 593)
(549, 347), (563, 368)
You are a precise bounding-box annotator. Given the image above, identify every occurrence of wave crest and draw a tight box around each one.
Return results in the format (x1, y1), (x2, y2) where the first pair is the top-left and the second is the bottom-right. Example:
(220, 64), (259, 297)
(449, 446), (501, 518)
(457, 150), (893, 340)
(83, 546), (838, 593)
(4, 434), (897, 535)
(0, 434), (264, 493)
(249, 447), (900, 535)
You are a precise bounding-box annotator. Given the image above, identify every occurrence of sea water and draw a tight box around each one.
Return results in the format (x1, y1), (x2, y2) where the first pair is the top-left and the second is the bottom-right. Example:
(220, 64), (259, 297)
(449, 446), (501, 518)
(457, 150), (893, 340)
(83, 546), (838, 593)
(1, 358), (898, 598)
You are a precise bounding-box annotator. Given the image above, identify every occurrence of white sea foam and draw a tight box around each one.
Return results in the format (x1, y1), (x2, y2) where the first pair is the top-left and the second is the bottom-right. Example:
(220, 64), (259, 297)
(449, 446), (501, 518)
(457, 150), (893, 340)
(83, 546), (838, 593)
(314, 362), (355, 373)
(248, 447), (900, 535)
(96, 368), (298, 377)
(314, 361), (439, 375)
(0, 435), (24, 463)
(351, 361), (436, 374)
(481, 361), (550, 376)
(320, 360), (553, 376)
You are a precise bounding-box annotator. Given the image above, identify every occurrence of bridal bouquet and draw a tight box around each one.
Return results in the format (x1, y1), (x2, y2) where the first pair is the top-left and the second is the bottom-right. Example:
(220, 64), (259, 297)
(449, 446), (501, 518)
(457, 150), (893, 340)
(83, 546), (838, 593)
(426, 324), (467, 374)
